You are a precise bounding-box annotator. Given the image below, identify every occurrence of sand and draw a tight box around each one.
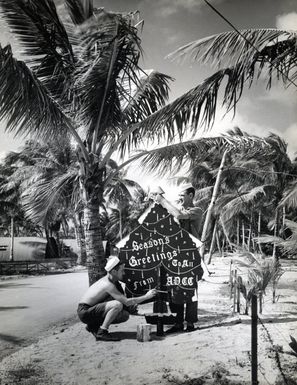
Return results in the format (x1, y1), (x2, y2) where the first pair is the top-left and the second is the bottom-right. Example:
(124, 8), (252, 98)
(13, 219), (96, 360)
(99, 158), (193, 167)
(1, 256), (297, 385)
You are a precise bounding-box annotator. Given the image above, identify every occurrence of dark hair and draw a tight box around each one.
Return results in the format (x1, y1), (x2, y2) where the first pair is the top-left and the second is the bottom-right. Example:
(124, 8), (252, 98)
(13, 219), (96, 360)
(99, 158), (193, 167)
(113, 261), (125, 271)
(185, 187), (195, 197)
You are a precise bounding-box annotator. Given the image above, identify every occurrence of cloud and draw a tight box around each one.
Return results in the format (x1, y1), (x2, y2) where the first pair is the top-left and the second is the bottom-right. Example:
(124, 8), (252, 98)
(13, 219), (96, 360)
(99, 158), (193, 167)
(144, 0), (223, 17)
(282, 122), (297, 158)
(257, 84), (297, 108)
(276, 12), (297, 30)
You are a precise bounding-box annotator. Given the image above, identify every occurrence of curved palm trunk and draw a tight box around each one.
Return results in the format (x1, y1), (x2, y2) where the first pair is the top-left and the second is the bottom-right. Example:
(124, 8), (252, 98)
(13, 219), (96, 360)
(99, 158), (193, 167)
(272, 208), (280, 303)
(241, 222), (245, 248)
(200, 150), (228, 260)
(258, 211), (263, 254)
(84, 198), (106, 285)
(237, 219), (240, 246)
(220, 217), (232, 250)
(207, 220), (217, 264)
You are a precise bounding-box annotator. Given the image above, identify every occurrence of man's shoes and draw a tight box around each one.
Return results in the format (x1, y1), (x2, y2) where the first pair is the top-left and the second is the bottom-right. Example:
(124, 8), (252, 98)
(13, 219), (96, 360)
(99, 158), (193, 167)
(86, 325), (97, 338)
(96, 328), (121, 342)
(185, 323), (196, 332)
(165, 324), (184, 334)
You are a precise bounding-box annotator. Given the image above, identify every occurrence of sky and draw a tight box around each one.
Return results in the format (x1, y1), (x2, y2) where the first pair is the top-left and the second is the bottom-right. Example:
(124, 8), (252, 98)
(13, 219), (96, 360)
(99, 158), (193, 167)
(0, 0), (296, 197)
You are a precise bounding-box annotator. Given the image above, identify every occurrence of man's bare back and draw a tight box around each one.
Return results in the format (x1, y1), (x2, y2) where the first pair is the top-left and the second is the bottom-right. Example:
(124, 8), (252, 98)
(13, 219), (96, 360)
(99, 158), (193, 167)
(79, 276), (119, 306)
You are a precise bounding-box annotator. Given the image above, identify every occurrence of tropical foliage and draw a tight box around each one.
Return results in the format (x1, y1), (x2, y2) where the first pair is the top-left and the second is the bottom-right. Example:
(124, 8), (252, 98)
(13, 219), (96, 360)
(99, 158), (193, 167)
(233, 252), (283, 314)
(0, 0), (214, 283)
(1, 1), (297, 284)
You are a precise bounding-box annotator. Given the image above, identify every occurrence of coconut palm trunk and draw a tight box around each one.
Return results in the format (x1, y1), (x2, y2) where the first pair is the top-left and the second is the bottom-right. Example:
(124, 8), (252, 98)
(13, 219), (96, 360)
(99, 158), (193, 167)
(200, 150), (228, 259)
(9, 216), (14, 262)
(237, 219), (240, 246)
(242, 222), (245, 248)
(206, 220), (217, 264)
(272, 208), (280, 303)
(84, 198), (106, 285)
(220, 217), (232, 250)
(258, 211), (263, 254)
(272, 208), (279, 260)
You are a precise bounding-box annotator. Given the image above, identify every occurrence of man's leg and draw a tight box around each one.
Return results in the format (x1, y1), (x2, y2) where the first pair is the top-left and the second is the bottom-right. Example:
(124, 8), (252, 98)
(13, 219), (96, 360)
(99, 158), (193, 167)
(101, 300), (129, 329)
(185, 301), (198, 331)
(166, 302), (184, 334)
(93, 300), (130, 341)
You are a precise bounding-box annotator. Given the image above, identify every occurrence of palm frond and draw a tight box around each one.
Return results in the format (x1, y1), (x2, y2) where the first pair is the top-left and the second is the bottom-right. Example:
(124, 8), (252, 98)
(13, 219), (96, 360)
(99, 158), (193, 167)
(121, 60), (283, 150)
(73, 10), (142, 147)
(254, 234), (284, 245)
(168, 28), (297, 74)
(0, 45), (71, 140)
(135, 134), (276, 177)
(0, 0), (75, 99)
(165, 29), (297, 128)
(279, 181), (297, 209)
(121, 70), (172, 123)
(22, 169), (77, 223)
(220, 185), (274, 223)
(65, 0), (94, 25)
(233, 252), (284, 296)
(283, 219), (297, 233)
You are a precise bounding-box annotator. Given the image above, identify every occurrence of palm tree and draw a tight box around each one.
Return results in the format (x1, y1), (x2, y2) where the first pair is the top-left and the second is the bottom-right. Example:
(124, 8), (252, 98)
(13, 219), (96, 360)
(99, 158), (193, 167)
(0, 0), (201, 284)
(1, 2), (292, 284)
(0, 156), (43, 260)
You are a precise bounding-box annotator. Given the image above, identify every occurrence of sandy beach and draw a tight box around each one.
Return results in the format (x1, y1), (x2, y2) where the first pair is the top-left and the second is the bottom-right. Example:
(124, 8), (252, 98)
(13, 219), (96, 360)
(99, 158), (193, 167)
(1, 256), (297, 385)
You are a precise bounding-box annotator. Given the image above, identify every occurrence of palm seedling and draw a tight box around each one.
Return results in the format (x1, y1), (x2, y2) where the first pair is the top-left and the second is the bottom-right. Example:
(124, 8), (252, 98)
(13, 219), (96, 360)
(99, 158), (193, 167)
(233, 251), (283, 314)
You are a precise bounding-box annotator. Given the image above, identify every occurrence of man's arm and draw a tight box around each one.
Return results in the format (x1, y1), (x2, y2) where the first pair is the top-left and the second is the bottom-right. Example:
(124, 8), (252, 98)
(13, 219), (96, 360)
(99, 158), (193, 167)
(152, 194), (189, 220)
(107, 285), (157, 306)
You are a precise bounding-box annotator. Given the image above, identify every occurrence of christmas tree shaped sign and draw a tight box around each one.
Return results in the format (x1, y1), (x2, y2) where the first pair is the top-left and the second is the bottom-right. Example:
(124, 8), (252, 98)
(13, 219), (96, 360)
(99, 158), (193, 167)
(118, 203), (203, 304)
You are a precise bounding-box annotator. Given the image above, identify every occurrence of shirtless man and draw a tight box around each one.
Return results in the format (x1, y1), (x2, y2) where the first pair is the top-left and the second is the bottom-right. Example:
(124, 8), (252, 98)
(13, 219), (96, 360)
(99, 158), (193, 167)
(77, 256), (157, 341)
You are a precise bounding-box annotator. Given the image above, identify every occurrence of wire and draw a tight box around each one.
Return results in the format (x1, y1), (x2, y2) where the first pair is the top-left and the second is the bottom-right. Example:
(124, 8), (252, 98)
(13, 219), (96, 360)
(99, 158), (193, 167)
(203, 0), (297, 89)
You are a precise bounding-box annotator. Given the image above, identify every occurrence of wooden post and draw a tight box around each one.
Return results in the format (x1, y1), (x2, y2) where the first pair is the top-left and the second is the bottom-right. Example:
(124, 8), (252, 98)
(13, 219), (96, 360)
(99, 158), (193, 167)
(251, 294), (258, 385)
(156, 265), (165, 336)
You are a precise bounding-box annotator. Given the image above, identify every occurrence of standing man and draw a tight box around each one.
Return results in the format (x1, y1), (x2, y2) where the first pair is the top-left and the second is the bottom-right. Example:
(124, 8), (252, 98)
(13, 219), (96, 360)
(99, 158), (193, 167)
(77, 255), (157, 341)
(151, 183), (204, 333)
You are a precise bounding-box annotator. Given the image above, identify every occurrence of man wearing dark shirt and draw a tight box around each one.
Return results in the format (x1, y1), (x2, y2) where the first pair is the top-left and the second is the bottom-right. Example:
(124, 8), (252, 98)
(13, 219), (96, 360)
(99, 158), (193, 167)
(151, 183), (204, 333)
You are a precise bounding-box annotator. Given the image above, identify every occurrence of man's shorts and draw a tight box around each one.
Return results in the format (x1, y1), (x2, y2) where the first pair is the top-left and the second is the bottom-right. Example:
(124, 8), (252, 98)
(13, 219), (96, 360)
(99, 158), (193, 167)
(77, 301), (129, 328)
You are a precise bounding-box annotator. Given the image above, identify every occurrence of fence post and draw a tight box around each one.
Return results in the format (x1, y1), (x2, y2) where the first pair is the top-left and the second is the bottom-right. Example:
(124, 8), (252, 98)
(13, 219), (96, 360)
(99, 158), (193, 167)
(229, 261), (233, 299)
(251, 294), (258, 385)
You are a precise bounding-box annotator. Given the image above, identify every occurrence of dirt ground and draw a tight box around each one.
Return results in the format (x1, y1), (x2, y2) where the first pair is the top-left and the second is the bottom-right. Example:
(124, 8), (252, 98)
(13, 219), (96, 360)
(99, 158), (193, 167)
(1, 256), (297, 385)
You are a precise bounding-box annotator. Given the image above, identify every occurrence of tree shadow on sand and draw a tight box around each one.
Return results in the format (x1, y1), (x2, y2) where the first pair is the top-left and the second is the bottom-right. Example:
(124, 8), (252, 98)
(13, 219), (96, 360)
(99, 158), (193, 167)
(198, 315), (297, 330)
(0, 333), (25, 345)
(0, 282), (33, 290)
(112, 331), (165, 341)
(0, 306), (29, 311)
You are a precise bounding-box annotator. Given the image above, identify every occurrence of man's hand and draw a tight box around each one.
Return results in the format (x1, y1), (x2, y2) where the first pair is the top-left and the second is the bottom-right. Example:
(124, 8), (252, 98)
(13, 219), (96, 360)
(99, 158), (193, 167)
(145, 288), (158, 299)
(149, 192), (163, 203)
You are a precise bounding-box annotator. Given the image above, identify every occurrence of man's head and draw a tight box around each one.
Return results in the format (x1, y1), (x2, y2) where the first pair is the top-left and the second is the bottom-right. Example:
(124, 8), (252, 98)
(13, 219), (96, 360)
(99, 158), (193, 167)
(105, 256), (125, 280)
(178, 183), (195, 207)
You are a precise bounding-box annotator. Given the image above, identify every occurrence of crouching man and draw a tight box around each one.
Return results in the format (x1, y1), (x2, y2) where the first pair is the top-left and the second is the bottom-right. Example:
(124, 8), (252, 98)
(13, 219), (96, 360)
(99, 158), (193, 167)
(77, 256), (157, 341)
